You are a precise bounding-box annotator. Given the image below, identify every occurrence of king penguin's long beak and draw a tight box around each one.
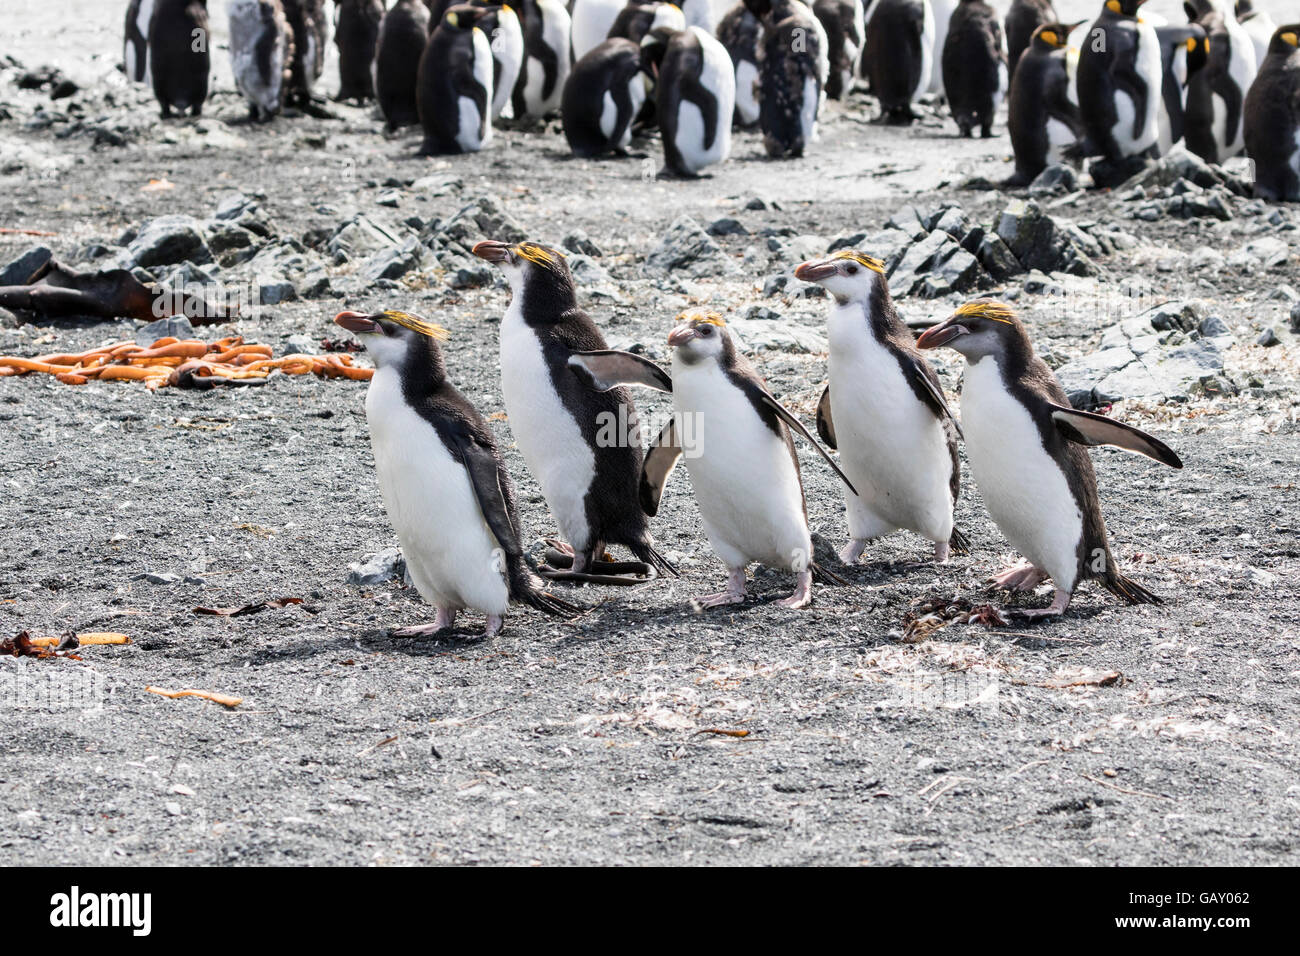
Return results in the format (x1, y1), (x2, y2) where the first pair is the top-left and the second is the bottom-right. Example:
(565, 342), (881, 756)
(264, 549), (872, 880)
(915, 317), (970, 350)
(667, 326), (696, 347)
(793, 260), (836, 282)
(471, 240), (511, 263)
(334, 311), (382, 335)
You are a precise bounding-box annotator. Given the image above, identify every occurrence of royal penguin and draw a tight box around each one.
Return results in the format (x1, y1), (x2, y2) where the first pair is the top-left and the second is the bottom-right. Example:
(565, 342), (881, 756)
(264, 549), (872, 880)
(228, 0), (293, 121)
(1075, 0), (1163, 185)
(282, 0), (328, 107)
(333, 309), (577, 639)
(916, 300), (1182, 620)
(942, 0), (1007, 137)
(1183, 0), (1258, 164)
(813, 0), (865, 99)
(1236, 0), (1277, 69)
(746, 0), (829, 157)
(376, 0), (431, 129)
(124, 0), (156, 85)
(716, 1), (763, 125)
(471, 240), (677, 584)
(1005, 22), (1087, 184)
(646, 311), (855, 610)
(1005, 0), (1056, 79)
(658, 25), (736, 175)
(1153, 22), (1208, 155)
(608, 1), (688, 45)
(571, 0), (627, 61)
(1243, 26), (1300, 201)
(863, 0), (934, 123)
(335, 0), (386, 103)
(562, 38), (658, 156)
(149, 0), (211, 118)
(793, 252), (966, 565)
(509, 0), (572, 119)
(418, 5), (494, 154)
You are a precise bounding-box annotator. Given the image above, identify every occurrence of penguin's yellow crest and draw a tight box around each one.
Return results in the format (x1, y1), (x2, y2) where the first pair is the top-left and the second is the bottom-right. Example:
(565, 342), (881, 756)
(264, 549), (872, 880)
(382, 310), (450, 340)
(955, 301), (1016, 325)
(832, 251), (886, 273)
(514, 242), (564, 267)
(676, 310), (726, 327)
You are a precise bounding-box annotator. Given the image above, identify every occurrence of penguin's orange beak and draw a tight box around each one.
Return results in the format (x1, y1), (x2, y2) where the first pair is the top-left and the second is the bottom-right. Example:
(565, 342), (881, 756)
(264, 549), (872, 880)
(335, 311), (382, 335)
(471, 240), (511, 263)
(794, 259), (837, 282)
(915, 317), (970, 350)
(667, 325), (697, 347)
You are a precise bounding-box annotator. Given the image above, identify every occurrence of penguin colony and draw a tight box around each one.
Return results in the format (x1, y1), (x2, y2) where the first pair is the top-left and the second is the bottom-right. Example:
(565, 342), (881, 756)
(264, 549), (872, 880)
(323, 237), (1183, 637)
(123, 2), (1300, 197)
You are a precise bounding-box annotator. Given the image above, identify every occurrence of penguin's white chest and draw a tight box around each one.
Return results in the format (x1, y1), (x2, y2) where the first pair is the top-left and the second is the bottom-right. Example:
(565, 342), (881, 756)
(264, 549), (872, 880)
(827, 308), (953, 541)
(457, 29), (494, 151)
(498, 304), (595, 549)
(1111, 22), (1161, 155)
(671, 359), (810, 571)
(960, 358), (1082, 590)
(364, 369), (509, 615)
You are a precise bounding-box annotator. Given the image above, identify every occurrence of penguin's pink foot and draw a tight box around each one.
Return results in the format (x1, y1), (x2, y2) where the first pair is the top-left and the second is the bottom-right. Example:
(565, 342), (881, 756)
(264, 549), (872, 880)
(483, 614), (504, 638)
(777, 569), (813, 609)
(933, 541), (951, 564)
(392, 607), (456, 637)
(692, 569), (747, 611)
(991, 562), (1049, 592)
(839, 538), (866, 565)
(1003, 588), (1072, 621)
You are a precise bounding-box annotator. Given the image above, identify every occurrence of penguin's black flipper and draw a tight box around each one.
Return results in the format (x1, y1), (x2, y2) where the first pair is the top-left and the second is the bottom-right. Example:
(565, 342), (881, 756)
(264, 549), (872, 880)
(1048, 405), (1183, 469)
(902, 354), (964, 440)
(816, 385), (836, 449)
(755, 392), (859, 496)
(567, 351), (673, 392)
(639, 416), (684, 517)
(454, 434), (523, 554)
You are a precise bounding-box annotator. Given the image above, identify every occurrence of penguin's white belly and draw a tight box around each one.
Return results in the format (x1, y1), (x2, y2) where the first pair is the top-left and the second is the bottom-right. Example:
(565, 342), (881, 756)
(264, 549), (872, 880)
(571, 1), (621, 61)
(800, 74), (820, 143)
(928, 0), (952, 94)
(499, 307), (595, 549)
(827, 338), (952, 542)
(675, 29), (733, 171)
(916, 0), (935, 101)
(1046, 116), (1076, 163)
(1112, 22), (1161, 155)
(491, 17), (524, 118)
(599, 91), (618, 140)
(365, 369), (509, 615)
(229, 4), (283, 111)
(735, 59), (760, 124)
(457, 32), (494, 151)
(674, 364), (810, 570)
(961, 358), (1082, 590)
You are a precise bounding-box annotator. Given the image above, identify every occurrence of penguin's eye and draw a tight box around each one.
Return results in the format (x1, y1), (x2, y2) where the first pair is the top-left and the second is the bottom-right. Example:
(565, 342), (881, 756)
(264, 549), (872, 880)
(697, 325), (712, 336)
(845, 264), (859, 275)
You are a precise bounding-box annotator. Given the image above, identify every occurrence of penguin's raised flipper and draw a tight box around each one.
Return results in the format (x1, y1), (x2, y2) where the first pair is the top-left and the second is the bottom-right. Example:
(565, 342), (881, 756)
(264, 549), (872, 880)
(567, 350), (673, 392)
(640, 416), (683, 517)
(816, 385), (836, 449)
(755, 392), (860, 497)
(903, 354), (964, 440)
(1049, 405), (1183, 469)
(454, 434), (523, 554)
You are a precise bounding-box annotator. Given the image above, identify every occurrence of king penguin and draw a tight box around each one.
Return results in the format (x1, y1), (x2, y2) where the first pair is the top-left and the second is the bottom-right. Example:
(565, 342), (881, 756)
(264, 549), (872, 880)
(376, 0), (431, 130)
(1153, 22), (1207, 156)
(1243, 26), (1300, 201)
(471, 239), (678, 584)
(469, 1), (525, 120)
(794, 251), (967, 565)
(658, 25), (737, 175)
(333, 309), (578, 639)
(916, 300), (1183, 620)
(813, 0), (865, 100)
(149, 0), (211, 118)
(716, 1), (763, 125)
(124, 0), (156, 85)
(1005, 22), (1087, 185)
(609, 1), (688, 45)
(1075, 0), (1163, 185)
(334, 0), (385, 103)
(228, 0), (293, 121)
(750, 0), (830, 158)
(1183, 0), (1257, 164)
(562, 37), (659, 156)
(1236, 0), (1277, 68)
(571, 0), (630, 62)
(418, 5), (494, 155)
(512, 0), (573, 120)
(864, 0), (934, 123)
(942, 0), (1008, 137)
(1005, 0), (1056, 79)
(647, 312), (856, 610)
(282, 0), (328, 107)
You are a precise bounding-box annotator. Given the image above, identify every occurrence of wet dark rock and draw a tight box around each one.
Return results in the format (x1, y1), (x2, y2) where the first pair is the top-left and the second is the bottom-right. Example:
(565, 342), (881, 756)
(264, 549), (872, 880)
(562, 231), (603, 256)
(135, 315), (196, 345)
(1029, 164), (1078, 197)
(0, 245), (52, 285)
(707, 218), (749, 238)
(995, 199), (1098, 276)
(127, 215), (211, 269)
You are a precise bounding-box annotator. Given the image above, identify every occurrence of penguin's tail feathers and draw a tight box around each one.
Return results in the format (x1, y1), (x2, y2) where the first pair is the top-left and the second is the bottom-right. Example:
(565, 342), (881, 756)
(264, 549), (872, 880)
(811, 561), (848, 586)
(510, 562), (584, 618)
(949, 526), (972, 556)
(631, 541), (679, 578)
(1102, 571), (1162, 606)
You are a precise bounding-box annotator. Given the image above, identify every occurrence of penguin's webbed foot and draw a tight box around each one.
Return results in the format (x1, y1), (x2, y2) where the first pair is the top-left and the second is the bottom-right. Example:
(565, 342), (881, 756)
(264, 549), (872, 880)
(990, 562), (1049, 593)
(933, 541), (951, 565)
(776, 569), (813, 610)
(1002, 588), (1071, 621)
(839, 538), (867, 565)
(483, 615), (504, 639)
(692, 570), (748, 612)
(392, 607), (457, 638)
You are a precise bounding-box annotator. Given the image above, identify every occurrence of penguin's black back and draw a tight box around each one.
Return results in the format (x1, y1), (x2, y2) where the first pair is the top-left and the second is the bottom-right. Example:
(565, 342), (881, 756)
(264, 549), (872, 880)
(942, 0), (1004, 136)
(813, 0), (859, 100)
(417, 13), (488, 155)
(512, 0), (563, 116)
(1076, 10), (1149, 161)
(865, 0), (926, 117)
(283, 0), (327, 104)
(562, 39), (643, 157)
(717, 3), (762, 123)
(1183, 4), (1245, 165)
(149, 0), (211, 116)
(757, 2), (824, 157)
(336, 0), (385, 101)
(1007, 32), (1079, 183)
(1005, 0), (1054, 79)
(1243, 29), (1300, 201)
(376, 0), (431, 129)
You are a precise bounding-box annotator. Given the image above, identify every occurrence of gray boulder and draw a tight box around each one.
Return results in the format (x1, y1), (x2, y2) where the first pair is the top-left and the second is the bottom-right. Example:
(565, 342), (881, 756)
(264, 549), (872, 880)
(127, 215), (211, 268)
(647, 217), (735, 277)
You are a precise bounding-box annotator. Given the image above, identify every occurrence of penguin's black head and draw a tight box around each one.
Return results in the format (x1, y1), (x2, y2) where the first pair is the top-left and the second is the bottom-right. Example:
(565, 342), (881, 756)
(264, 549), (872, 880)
(667, 310), (730, 366)
(640, 26), (677, 82)
(472, 239), (577, 318)
(794, 251), (887, 304)
(1030, 23), (1075, 51)
(1269, 26), (1300, 56)
(915, 300), (1029, 361)
(440, 4), (490, 30)
(334, 310), (449, 370)
(1105, 0), (1146, 18)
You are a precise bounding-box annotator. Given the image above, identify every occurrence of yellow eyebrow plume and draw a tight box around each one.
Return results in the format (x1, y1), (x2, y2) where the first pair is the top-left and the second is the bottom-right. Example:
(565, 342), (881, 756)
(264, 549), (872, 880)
(382, 310), (450, 339)
(514, 242), (564, 266)
(832, 251), (886, 273)
(675, 310), (726, 327)
(955, 301), (1016, 325)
